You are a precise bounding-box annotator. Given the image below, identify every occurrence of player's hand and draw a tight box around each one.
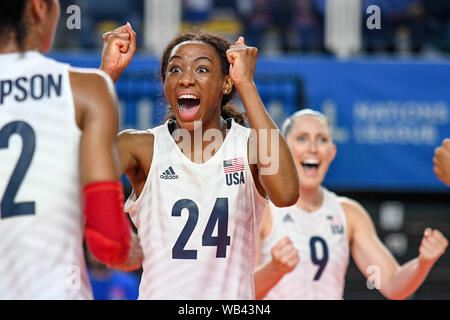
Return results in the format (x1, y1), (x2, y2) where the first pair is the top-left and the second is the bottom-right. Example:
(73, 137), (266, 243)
(418, 228), (448, 265)
(270, 236), (299, 276)
(433, 138), (450, 186)
(100, 22), (137, 83)
(226, 36), (258, 88)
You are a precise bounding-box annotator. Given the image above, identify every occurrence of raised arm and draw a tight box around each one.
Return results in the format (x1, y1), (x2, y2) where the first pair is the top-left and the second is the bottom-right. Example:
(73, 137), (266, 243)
(71, 69), (131, 266)
(99, 23), (137, 83)
(342, 197), (448, 300)
(226, 37), (299, 206)
(253, 205), (299, 299)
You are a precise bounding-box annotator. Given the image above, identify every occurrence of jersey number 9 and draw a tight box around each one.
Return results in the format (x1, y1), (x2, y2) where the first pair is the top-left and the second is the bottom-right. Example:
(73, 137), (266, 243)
(310, 236), (329, 281)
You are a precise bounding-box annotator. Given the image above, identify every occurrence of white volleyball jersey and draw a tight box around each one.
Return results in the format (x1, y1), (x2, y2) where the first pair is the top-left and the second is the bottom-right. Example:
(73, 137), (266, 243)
(125, 119), (267, 299)
(261, 187), (349, 300)
(0, 51), (92, 299)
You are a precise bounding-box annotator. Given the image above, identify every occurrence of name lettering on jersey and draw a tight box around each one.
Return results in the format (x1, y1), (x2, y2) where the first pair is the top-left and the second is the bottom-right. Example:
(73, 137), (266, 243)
(0, 74), (62, 105)
(160, 166), (178, 179)
(327, 215), (344, 235)
(224, 157), (245, 186)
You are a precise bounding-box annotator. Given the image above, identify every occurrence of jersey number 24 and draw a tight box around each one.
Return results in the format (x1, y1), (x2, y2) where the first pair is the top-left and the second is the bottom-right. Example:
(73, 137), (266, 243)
(172, 198), (230, 259)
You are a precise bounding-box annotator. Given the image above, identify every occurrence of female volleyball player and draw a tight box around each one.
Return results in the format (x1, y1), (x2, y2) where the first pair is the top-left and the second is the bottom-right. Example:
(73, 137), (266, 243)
(254, 109), (448, 300)
(99, 27), (299, 299)
(0, 0), (131, 299)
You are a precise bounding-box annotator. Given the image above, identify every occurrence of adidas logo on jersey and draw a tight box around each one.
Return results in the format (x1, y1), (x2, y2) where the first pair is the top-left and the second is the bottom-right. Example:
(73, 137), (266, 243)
(283, 213), (294, 223)
(160, 166), (178, 180)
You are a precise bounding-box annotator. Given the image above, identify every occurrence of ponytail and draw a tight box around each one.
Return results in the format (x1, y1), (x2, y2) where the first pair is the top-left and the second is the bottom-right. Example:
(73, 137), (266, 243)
(221, 104), (247, 126)
(0, 0), (53, 51)
(0, 0), (28, 50)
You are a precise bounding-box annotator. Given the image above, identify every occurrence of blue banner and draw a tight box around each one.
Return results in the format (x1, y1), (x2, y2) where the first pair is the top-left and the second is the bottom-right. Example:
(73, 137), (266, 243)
(256, 56), (450, 192)
(50, 53), (450, 192)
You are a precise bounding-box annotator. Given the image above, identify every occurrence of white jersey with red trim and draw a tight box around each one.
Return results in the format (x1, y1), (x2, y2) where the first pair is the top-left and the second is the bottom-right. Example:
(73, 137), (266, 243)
(125, 119), (266, 299)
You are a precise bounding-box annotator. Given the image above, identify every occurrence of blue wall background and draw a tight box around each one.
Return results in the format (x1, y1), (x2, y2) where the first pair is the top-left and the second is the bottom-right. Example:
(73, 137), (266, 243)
(50, 52), (450, 192)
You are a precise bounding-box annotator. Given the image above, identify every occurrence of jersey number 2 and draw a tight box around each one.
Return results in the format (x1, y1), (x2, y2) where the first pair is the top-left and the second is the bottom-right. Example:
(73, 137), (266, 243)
(172, 198), (231, 259)
(0, 121), (36, 219)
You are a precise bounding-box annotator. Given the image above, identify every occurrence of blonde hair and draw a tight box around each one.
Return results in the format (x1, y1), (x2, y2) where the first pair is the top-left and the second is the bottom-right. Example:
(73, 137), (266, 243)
(281, 109), (333, 140)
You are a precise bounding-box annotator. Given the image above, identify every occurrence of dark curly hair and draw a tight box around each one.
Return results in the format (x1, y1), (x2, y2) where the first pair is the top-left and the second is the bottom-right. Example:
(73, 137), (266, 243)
(160, 32), (246, 126)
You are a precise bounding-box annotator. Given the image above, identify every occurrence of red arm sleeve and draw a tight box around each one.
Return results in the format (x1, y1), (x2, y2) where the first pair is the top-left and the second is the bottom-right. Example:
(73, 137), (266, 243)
(83, 181), (131, 265)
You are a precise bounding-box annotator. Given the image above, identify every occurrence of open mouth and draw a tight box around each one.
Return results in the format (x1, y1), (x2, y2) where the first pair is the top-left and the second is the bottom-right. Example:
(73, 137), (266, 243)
(177, 94), (201, 121)
(301, 159), (320, 175)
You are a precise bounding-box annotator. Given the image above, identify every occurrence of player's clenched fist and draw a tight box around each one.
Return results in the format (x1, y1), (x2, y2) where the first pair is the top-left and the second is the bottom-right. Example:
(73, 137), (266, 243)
(270, 236), (300, 275)
(226, 36), (258, 88)
(433, 139), (450, 186)
(100, 22), (137, 83)
(419, 228), (448, 265)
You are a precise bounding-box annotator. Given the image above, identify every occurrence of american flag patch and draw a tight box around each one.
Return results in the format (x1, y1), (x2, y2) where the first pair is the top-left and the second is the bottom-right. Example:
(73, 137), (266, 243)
(223, 157), (245, 173)
(327, 215), (344, 234)
(327, 215), (343, 225)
